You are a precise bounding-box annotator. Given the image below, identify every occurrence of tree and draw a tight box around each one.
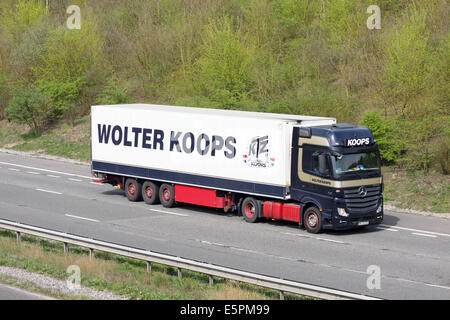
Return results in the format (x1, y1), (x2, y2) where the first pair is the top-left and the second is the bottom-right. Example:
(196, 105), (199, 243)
(6, 85), (52, 135)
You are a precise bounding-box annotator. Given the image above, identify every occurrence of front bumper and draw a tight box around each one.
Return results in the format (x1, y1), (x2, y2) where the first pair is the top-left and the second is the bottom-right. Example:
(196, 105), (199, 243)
(323, 198), (383, 230)
(324, 212), (383, 230)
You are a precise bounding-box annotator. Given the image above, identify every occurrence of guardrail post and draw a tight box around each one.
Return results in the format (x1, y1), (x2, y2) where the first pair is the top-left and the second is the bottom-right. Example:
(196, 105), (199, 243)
(16, 232), (21, 244)
(178, 268), (182, 279)
(209, 275), (214, 287)
(89, 248), (94, 259)
(147, 261), (152, 273)
(64, 242), (68, 254)
(280, 291), (285, 300)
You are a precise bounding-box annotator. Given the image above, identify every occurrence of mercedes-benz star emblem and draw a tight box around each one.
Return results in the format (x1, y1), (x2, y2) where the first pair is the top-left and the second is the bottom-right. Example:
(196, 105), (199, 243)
(358, 186), (367, 197)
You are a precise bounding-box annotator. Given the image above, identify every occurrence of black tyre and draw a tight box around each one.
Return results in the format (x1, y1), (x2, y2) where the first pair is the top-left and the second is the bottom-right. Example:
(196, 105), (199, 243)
(241, 197), (260, 223)
(142, 181), (160, 205)
(303, 206), (322, 234)
(125, 178), (142, 202)
(159, 183), (175, 208)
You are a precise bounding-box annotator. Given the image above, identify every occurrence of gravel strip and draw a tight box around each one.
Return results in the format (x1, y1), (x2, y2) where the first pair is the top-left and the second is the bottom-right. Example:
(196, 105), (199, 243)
(384, 204), (450, 219)
(0, 266), (127, 300)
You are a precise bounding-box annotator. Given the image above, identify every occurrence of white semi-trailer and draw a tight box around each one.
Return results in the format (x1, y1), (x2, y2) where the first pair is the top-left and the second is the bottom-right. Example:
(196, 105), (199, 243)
(91, 104), (384, 233)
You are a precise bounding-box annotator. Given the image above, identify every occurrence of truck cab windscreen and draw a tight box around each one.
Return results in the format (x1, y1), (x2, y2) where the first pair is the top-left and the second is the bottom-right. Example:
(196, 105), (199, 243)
(333, 151), (380, 175)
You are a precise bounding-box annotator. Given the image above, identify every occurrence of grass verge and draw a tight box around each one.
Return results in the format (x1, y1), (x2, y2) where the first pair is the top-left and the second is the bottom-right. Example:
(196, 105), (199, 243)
(0, 230), (305, 300)
(382, 167), (449, 213)
(0, 118), (90, 162)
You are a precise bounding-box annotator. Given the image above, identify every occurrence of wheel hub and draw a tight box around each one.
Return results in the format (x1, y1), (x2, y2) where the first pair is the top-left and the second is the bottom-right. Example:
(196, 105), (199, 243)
(245, 203), (255, 218)
(128, 184), (135, 196)
(308, 214), (318, 227)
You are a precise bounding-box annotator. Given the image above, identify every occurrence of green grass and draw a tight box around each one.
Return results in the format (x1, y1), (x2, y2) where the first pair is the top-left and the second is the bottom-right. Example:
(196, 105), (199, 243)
(0, 230), (304, 300)
(0, 118), (91, 161)
(382, 167), (450, 213)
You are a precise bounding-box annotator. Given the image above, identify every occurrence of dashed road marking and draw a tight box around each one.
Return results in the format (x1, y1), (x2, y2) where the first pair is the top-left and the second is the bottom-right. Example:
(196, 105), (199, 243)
(35, 188), (62, 195)
(148, 208), (189, 217)
(68, 178), (83, 182)
(282, 232), (346, 244)
(65, 214), (99, 223)
(0, 161), (91, 179)
(381, 224), (449, 238)
(8, 168), (20, 172)
(27, 171), (40, 175)
(47, 175), (60, 178)
(376, 226), (399, 232)
(412, 232), (437, 238)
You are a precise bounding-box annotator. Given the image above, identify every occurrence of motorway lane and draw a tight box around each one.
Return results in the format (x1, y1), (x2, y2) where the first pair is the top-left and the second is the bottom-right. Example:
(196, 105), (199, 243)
(0, 151), (449, 299)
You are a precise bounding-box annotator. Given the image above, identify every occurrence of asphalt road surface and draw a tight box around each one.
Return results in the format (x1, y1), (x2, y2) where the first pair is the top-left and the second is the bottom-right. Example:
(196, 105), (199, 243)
(0, 284), (52, 300)
(0, 150), (449, 300)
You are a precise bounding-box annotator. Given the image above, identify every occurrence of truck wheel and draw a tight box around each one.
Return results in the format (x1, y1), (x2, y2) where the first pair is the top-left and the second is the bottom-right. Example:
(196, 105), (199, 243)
(142, 181), (160, 205)
(242, 197), (260, 223)
(304, 206), (322, 234)
(159, 183), (175, 208)
(125, 178), (142, 202)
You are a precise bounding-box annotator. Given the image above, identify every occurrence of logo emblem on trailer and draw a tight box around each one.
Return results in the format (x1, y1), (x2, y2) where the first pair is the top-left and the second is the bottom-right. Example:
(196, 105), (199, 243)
(243, 136), (275, 168)
(358, 186), (367, 197)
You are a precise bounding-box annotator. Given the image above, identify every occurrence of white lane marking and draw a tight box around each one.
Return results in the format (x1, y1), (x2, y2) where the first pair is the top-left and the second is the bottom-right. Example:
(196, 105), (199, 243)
(381, 224), (450, 238)
(0, 161), (91, 179)
(198, 240), (228, 247)
(282, 232), (345, 244)
(65, 214), (99, 223)
(412, 232), (437, 238)
(148, 208), (189, 217)
(35, 188), (62, 195)
(314, 237), (345, 244)
(68, 178), (82, 182)
(47, 175), (60, 178)
(8, 168), (20, 172)
(376, 226), (399, 232)
(27, 171), (40, 175)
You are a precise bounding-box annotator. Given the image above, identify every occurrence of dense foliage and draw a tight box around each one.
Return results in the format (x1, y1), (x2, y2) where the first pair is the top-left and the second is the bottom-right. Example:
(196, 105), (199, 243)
(0, 0), (448, 172)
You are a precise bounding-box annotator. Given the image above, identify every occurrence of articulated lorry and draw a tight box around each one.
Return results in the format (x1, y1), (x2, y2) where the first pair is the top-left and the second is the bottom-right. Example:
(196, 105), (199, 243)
(91, 104), (383, 233)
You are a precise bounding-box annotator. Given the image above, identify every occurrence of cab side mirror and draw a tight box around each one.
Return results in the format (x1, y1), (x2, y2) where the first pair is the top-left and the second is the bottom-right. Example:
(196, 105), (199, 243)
(318, 154), (329, 176)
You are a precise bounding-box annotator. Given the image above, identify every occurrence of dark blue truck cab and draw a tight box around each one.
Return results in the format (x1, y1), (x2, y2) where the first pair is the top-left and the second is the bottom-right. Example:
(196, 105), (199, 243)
(291, 123), (383, 233)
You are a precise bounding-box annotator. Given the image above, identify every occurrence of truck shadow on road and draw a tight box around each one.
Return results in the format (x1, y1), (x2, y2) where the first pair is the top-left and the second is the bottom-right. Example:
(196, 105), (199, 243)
(97, 190), (401, 235)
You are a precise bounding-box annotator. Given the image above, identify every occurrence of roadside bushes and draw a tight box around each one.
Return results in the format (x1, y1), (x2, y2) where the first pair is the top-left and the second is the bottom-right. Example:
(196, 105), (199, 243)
(0, 0), (448, 175)
(193, 17), (256, 110)
(6, 85), (52, 135)
(360, 111), (403, 164)
(97, 77), (131, 105)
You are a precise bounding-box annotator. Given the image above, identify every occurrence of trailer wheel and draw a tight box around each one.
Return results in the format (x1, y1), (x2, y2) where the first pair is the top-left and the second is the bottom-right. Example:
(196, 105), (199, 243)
(159, 183), (175, 208)
(142, 181), (160, 205)
(304, 206), (322, 234)
(125, 178), (142, 202)
(241, 197), (259, 223)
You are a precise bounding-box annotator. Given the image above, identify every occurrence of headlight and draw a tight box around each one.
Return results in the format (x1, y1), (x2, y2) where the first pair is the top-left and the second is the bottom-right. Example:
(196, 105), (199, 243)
(337, 207), (349, 217)
(376, 203), (383, 214)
